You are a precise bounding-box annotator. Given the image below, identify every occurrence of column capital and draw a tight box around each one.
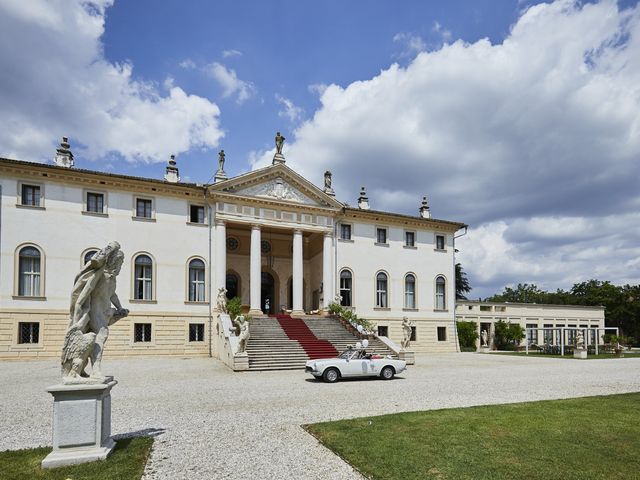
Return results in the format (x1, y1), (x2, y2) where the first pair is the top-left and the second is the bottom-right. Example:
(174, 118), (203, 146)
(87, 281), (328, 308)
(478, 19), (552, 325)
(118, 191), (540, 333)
(215, 219), (226, 227)
(323, 231), (334, 238)
(251, 224), (261, 231)
(293, 228), (303, 235)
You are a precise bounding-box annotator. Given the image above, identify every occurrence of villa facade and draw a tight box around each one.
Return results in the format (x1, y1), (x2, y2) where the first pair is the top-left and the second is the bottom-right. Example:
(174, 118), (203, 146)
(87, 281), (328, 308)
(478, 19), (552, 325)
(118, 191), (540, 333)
(0, 138), (467, 360)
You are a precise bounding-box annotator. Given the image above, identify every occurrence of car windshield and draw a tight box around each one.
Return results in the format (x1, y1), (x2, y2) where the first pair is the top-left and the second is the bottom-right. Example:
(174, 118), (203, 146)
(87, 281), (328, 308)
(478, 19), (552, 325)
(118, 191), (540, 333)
(338, 349), (364, 360)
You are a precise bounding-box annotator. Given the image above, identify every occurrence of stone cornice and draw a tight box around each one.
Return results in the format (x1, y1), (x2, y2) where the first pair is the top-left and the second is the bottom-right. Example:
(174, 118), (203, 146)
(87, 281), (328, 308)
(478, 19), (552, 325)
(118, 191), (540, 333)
(341, 207), (466, 232)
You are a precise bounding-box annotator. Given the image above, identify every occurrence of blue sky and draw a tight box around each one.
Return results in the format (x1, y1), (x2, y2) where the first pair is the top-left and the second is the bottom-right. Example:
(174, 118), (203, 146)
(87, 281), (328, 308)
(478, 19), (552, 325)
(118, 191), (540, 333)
(1, 0), (639, 298)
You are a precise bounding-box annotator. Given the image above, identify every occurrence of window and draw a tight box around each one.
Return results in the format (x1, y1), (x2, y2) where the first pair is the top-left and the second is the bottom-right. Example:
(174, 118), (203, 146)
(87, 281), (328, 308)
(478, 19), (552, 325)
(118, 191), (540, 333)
(376, 227), (388, 245)
(339, 270), (352, 307)
(411, 326), (417, 341)
(189, 323), (205, 342)
(134, 254), (153, 300)
(377, 326), (388, 337)
(134, 323), (152, 342)
(189, 204), (205, 224)
(18, 246), (41, 296)
(435, 235), (445, 250)
(405, 231), (415, 247)
(376, 272), (388, 308)
(555, 325), (565, 345)
(21, 184), (41, 207)
(404, 274), (416, 309)
(135, 198), (153, 218)
(18, 322), (39, 344)
(86, 192), (104, 213)
(567, 325), (576, 344)
(437, 326), (447, 341)
(340, 224), (352, 240)
(480, 305), (492, 312)
(435, 276), (446, 310)
(188, 259), (206, 302)
(83, 249), (98, 265)
(495, 306), (506, 312)
(526, 323), (538, 345)
(543, 324), (553, 344)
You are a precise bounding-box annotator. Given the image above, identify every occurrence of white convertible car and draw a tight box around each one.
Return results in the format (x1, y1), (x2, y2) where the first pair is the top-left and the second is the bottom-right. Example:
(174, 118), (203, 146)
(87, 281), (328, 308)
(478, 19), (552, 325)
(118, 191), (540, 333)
(305, 347), (407, 383)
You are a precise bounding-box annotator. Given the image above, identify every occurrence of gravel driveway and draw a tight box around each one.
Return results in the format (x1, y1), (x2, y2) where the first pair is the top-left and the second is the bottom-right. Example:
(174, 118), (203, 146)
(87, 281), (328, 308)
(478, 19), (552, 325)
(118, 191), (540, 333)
(1, 353), (639, 479)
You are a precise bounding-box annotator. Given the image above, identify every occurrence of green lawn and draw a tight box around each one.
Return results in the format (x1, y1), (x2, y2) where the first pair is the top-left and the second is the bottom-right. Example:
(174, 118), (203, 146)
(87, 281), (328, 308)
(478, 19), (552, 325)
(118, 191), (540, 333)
(0, 437), (153, 480)
(305, 393), (640, 480)
(494, 351), (640, 359)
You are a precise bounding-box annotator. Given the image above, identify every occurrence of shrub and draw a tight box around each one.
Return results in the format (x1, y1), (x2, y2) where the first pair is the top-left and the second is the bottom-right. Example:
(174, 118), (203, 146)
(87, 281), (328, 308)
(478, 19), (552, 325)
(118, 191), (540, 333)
(494, 320), (525, 350)
(226, 296), (242, 321)
(328, 302), (376, 333)
(457, 321), (479, 350)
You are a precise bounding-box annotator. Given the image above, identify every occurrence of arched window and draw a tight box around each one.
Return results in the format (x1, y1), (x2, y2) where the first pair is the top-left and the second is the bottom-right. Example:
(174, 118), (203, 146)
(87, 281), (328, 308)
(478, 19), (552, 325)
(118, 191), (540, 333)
(83, 249), (99, 265)
(435, 276), (446, 310)
(188, 259), (206, 302)
(18, 246), (41, 296)
(339, 269), (352, 307)
(226, 272), (239, 300)
(405, 274), (416, 309)
(376, 272), (388, 308)
(134, 254), (153, 300)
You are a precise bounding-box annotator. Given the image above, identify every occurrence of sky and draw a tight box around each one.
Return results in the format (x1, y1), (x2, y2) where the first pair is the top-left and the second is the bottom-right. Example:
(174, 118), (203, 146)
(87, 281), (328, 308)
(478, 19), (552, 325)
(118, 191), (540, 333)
(1, 0), (639, 298)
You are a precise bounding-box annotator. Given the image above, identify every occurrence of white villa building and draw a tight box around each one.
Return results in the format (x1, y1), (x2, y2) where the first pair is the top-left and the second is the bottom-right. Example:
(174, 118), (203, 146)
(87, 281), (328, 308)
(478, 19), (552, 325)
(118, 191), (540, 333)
(0, 137), (467, 361)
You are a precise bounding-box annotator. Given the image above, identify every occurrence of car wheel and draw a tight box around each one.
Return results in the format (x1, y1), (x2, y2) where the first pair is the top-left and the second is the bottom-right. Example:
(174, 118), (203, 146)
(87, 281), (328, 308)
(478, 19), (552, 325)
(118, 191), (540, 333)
(380, 366), (395, 380)
(323, 368), (340, 383)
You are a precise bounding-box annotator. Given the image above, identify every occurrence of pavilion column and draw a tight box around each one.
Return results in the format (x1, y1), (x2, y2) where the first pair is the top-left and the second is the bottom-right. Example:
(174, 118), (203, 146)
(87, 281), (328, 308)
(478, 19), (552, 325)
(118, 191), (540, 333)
(322, 232), (334, 310)
(292, 229), (304, 315)
(249, 224), (262, 315)
(215, 220), (226, 300)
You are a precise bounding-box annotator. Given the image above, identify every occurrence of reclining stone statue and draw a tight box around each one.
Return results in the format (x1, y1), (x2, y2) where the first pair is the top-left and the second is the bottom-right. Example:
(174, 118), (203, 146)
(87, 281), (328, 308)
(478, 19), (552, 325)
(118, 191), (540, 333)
(61, 242), (129, 383)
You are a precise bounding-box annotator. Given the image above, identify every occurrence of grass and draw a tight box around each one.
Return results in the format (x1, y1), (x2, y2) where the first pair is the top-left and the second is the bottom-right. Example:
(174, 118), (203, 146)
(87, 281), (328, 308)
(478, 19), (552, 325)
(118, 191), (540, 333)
(0, 437), (153, 480)
(494, 351), (640, 359)
(305, 393), (640, 480)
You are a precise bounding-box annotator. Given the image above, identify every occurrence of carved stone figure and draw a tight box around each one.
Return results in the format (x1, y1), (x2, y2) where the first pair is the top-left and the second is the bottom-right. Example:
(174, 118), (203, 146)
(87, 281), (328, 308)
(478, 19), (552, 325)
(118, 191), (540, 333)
(265, 177), (301, 201)
(217, 287), (228, 313)
(401, 317), (413, 350)
(218, 150), (225, 172)
(275, 131), (285, 154)
(236, 317), (250, 354)
(61, 242), (128, 382)
(481, 329), (488, 347)
(324, 171), (332, 190)
(576, 329), (585, 349)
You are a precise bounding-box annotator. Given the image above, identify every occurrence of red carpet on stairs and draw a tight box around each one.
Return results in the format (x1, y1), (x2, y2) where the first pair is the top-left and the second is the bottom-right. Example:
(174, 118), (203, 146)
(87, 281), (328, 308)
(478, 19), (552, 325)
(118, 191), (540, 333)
(274, 314), (339, 359)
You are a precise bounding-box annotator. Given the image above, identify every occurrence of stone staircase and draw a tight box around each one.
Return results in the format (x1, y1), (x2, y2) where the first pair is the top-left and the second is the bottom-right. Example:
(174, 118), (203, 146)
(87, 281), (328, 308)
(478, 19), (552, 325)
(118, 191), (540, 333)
(245, 315), (395, 371)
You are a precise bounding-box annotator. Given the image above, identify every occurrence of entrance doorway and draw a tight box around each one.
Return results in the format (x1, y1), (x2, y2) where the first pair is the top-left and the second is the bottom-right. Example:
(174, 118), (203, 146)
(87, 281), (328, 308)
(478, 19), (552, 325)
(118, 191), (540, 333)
(261, 272), (275, 314)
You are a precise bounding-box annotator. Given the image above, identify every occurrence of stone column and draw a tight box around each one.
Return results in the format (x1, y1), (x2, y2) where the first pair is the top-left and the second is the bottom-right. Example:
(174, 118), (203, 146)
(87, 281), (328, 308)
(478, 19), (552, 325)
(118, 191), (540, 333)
(292, 229), (304, 315)
(322, 232), (334, 310)
(249, 225), (262, 315)
(215, 220), (226, 296)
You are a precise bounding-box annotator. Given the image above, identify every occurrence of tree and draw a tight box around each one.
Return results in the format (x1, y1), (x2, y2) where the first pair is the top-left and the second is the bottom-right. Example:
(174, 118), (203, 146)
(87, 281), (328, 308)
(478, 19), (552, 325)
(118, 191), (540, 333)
(455, 263), (471, 300)
(486, 283), (548, 303)
(493, 320), (525, 350)
(456, 320), (478, 351)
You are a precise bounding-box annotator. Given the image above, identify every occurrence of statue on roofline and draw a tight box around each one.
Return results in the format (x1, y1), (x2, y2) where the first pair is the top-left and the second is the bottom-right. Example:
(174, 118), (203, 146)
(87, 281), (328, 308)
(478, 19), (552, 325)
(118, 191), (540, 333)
(275, 132), (285, 154)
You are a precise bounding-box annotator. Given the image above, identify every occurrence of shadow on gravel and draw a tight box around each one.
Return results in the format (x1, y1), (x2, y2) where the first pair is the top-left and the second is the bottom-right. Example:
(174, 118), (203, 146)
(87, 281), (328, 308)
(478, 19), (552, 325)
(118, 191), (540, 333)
(304, 376), (407, 383)
(114, 427), (166, 440)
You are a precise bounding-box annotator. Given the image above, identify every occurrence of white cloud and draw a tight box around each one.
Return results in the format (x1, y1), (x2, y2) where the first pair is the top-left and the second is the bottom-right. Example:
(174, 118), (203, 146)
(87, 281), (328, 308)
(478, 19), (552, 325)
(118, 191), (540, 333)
(276, 94), (304, 123)
(308, 83), (329, 96)
(205, 62), (255, 104)
(179, 58), (196, 69)
(222, 49), (242, 58)
(393, 32), (427, 57)
(250, 0), (640, 295)
(432, 21), (452, 42)
(0, 0), (223, 164)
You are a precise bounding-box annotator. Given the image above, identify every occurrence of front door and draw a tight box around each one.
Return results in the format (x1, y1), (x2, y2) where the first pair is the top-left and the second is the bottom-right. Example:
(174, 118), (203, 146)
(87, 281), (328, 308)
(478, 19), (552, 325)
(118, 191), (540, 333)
(261, 272), (275, 314)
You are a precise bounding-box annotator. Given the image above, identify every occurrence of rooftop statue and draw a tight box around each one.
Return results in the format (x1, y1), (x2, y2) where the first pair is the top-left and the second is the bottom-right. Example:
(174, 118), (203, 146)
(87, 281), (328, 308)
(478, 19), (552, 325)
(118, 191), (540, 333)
(61, 242), (129, 383)
(275, 131), (285, 154)
(218, 149), (225, 172)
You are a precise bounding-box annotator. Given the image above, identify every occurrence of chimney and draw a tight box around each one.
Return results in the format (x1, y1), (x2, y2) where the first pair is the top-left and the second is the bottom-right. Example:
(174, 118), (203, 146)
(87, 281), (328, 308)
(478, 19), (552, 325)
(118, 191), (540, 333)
(357, 186), (370, 210)
(419, 196), (431, 218)
(164, 154), (180, 183)
(54, 136), (74, 168)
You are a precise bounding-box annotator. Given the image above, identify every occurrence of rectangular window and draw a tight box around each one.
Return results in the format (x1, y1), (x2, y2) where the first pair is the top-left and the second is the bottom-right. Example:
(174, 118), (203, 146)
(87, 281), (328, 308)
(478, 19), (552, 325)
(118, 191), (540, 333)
(189, 205), (205, 224)
(567, 325), (576, 345)
(495, 306), (506, 312)
(377, 326), (388, 337)
(340, 224), (352, 240)
(543, 324), (553, 344)
(376, 227), (387, 244)
(135, 198), (153, 218)
(526, 323), (538, 345)
(410, 326), (417, 342)
(480, 305), (492, 312)
(556, 325), (565, 345)
(18, 322), (39, 344)
(437, 326), (447, 341)
(436, 235), (445, 250)
(134, 323), (152, 343)
(86, 192), (104, 213)
(189, 323), (205, 342)
(21, 184), (41, 206)
(405, 231), (415, 247)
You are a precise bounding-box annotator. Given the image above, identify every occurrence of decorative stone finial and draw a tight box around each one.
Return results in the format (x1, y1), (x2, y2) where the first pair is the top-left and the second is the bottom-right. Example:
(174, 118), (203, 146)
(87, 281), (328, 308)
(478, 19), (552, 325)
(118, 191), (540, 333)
(273, 131), (286, 165)
(54, 136), (74, 168)
(419, 196), (431, 219)
(214, 149), (228, 183)
(323, 170), (335, 196)
(164, 154), (180, 183)
(357, 186), (370, 210)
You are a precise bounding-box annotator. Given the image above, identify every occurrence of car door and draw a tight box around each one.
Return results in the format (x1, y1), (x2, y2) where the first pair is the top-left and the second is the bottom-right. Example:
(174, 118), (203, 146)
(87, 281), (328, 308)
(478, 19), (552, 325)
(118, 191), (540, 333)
(342, 350), (364, 377)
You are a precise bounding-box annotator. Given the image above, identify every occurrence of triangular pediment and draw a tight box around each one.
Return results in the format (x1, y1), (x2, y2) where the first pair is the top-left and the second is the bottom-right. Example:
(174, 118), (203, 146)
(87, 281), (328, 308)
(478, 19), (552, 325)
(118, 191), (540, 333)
(209, 164), (343, 209)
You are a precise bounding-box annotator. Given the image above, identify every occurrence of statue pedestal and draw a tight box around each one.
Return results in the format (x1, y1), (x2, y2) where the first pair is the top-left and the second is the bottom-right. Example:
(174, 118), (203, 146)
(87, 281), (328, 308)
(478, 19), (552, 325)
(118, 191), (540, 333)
(479, 346), (490, 353)
(398, 350), (415, 365)
(42, 378), (117, 469)
(272, 153), (285, 164)
(233, 352), (249, 371)
(573, 348), (587, 359)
